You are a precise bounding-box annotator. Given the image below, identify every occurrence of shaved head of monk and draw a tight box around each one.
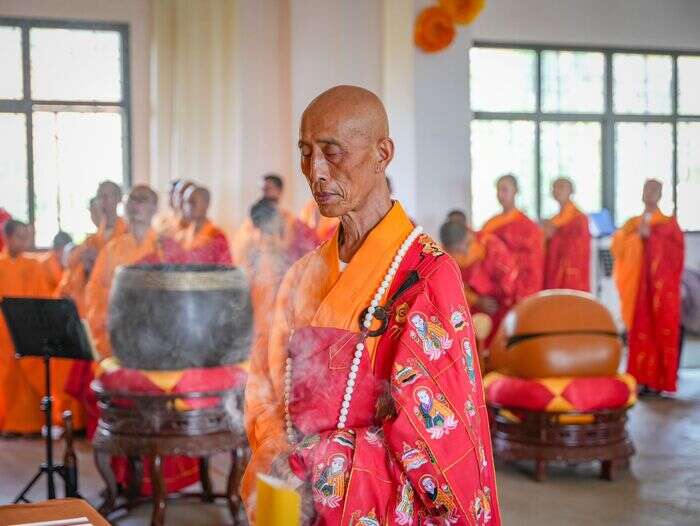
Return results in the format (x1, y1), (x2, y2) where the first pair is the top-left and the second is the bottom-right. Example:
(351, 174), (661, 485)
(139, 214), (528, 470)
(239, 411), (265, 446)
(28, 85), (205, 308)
(4, 219), (32, 257)
(183, 185), (210, 223)
(299, 85), (393, 220)
(174, 180), (195, 212)
(97, 180), (123, 220)
(126, 185), (159, 227)
(642, 178), (663, 207)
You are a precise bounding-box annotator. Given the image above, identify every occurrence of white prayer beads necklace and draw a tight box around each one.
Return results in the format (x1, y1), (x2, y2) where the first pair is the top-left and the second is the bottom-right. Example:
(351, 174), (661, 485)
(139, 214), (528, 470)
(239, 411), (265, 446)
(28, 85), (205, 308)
(284, 225), (424, 443)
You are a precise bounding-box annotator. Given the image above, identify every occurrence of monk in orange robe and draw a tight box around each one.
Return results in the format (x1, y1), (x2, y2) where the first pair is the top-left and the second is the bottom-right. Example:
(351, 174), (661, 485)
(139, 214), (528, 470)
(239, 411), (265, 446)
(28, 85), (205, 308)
(234, 174), (318, 266)
(440, 220), (518, 346)
(543, 178), (591, 291)
(39, 231), (73, 293)
(0, 220), (79, 433)
(244, 86), (500, 524)
(171, 185), (232, 264)
(481, 174), (544, 300)
(56, 184), (127, 317)
(612, 179), (684, 394)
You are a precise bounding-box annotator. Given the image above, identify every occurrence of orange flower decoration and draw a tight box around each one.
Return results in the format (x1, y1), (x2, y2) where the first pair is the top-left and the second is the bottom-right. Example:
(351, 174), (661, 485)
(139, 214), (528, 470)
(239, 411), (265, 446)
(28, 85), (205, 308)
(414, 6), (455, 53)
(440, 0), (486, 25)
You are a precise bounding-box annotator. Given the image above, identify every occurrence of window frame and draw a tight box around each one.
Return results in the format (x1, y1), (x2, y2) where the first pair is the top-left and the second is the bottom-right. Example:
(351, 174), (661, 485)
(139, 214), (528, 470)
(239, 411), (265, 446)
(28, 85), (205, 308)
(471, 41), (700, 232)
(0, 16), (132, 230)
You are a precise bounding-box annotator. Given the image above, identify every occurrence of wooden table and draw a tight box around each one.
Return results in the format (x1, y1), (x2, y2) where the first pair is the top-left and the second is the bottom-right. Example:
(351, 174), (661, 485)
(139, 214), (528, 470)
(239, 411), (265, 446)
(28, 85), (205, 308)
(0, 498), (109, 526)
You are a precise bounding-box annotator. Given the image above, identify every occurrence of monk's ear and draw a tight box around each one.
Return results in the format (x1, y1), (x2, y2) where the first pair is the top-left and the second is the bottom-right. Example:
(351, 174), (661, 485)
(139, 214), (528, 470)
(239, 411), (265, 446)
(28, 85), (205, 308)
(375, 137), (394, 173)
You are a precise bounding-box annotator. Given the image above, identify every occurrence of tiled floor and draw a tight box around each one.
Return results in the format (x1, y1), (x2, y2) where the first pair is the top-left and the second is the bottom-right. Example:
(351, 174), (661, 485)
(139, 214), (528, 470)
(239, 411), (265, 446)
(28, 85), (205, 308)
(1, 369), (698, 525)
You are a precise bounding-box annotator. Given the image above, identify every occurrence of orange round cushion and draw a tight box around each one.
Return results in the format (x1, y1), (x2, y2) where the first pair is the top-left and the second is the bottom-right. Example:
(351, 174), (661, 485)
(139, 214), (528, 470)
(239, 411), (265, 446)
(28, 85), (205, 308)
(483, 371), (636, 413)
(489, 290), (621, 378)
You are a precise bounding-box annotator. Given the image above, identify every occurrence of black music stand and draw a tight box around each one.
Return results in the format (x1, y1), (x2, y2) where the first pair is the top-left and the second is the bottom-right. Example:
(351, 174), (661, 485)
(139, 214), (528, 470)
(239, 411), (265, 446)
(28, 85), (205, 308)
(0, 297), (94, 503)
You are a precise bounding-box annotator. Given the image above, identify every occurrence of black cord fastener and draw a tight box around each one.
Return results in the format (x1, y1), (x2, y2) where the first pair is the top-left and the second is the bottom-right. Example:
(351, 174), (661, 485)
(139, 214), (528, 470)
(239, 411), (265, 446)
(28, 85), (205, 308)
(359, 271), (420, 337)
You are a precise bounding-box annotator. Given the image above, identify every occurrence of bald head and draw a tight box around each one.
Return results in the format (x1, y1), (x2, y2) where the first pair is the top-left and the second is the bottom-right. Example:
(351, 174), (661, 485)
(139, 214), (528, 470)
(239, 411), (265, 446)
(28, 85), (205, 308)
(299, 85), (393, 219)
(97, 180), (122, 221)
(552, 177), (574, 206)
(126, 185), (158, 227)
(183, 185), (210, 223)
(643, 178), (663, 208)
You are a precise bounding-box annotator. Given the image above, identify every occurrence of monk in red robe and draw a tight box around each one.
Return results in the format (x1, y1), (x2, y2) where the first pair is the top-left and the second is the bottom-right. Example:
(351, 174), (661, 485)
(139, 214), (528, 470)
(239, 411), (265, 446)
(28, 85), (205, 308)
(234, 174), (318, 266)
(171, 185), (232, 264)
(612, 179), (684, 394)
(440, 220), (517, 347)
(244, 86), (500, 524)
(482, 174), (544, 300)
(0, 220), (79, 432)
(39, 231), (73, 293)
(543, 178), (591, 291)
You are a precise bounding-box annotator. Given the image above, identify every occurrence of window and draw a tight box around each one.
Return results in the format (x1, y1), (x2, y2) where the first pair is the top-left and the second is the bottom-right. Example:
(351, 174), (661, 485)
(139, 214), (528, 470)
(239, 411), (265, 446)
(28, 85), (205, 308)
(0, 19), (130, 246)
(470, 44), (700, 231)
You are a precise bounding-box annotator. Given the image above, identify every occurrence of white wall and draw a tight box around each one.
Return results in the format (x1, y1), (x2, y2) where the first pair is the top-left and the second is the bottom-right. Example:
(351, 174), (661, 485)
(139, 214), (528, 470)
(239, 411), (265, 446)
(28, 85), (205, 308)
(0, 0), (152, 187)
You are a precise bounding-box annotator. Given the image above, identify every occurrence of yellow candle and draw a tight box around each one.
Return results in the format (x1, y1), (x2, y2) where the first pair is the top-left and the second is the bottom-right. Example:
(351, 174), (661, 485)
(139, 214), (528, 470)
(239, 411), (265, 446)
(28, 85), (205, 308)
(256, 473), (301, 526)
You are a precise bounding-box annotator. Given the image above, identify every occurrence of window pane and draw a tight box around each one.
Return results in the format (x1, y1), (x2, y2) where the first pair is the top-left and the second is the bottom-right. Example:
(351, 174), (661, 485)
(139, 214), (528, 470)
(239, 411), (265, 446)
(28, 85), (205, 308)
(470, 48), (536, 112)
(0, 113), (28, 221)
(470, 120), (536, 228)
(678, 56), (700, 115)
(33, 111), (124, 246)
(30, 28), (122, 102)
(615, 123), (673, 226)
(0, 26), (23, 99)
(540, 122), (602, 218)
(613, 54), (672, 114)
(678, 122), (700, 230)
(541, 51), (605, 113)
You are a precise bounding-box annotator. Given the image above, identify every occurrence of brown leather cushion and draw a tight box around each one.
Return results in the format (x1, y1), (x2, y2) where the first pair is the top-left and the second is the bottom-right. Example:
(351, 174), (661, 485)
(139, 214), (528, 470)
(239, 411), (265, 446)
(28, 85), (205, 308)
(488, 290), (621, 378)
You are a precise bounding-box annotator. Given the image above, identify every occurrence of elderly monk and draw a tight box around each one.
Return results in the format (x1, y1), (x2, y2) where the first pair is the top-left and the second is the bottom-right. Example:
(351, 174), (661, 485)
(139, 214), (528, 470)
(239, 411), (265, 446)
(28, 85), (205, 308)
(612, 179), (684, 395)
(0, 220), (77, 432)
(234, 174), (318, 266)
(152, 178), (182, 236)
(482, 174), (543, 300)
(39, 231), (73, 293)
(56, 182), (127, 316)
(244, 86), (500, 524)
(440, 220), (517, 347)
(543, 178), (591, 291)
(172, 185), (232, 264)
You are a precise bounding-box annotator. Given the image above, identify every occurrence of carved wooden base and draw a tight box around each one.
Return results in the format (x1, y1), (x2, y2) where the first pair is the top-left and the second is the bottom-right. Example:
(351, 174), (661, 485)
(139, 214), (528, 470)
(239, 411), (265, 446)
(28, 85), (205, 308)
(488, 404), (635, 482)
(90, 381), (249, 525)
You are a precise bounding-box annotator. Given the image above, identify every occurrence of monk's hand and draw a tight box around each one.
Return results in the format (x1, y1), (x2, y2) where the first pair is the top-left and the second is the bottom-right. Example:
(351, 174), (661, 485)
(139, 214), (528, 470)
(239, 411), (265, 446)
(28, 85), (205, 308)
(476, 296), (499, 316)
(542, 220), (556, 239)
(639, 221), (651, 239)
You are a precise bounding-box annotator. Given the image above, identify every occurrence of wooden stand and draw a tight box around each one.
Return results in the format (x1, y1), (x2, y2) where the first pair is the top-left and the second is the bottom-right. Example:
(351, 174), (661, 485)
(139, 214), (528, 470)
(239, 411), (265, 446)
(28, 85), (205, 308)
(91, 380), (249, 525)
(487, 404), (634, 482)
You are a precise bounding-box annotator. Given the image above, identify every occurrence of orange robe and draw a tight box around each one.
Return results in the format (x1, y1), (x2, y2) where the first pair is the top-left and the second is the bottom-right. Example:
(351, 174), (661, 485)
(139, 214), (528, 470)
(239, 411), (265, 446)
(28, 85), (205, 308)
(39, 251), (64, 293)
(300, 198), (339, 241)
(173, 219), (232, 265)
(544, 202), (591, 291)
(457, 233), (518, 345)
(56, 218), (128, 317)
(612, 211), (684, 392)
(244, 203), (500, 523)
(482, 209), (544, 300)
(0, 253), (79, 432)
